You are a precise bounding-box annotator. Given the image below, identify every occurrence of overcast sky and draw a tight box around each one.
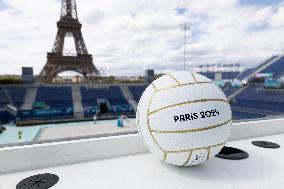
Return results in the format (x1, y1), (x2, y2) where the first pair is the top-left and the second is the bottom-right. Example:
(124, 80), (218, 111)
(0, 0), (284, 76)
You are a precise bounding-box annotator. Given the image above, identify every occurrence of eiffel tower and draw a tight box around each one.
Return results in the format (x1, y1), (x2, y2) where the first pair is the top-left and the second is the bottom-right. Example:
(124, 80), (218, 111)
(39, 0), (99, 83)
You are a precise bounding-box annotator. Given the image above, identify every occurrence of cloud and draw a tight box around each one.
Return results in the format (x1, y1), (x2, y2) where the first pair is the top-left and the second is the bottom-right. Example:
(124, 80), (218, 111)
(269, 5), (284, 27)
(251, 7), (272, 25)
(0, 0), (284, 76)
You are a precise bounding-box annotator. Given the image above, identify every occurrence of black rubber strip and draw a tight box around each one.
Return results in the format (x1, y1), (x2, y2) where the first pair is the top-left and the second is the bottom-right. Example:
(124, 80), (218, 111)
(16, 173), (59, 189)
(252, 141), (280, 149)
(215, 146), (249, 160)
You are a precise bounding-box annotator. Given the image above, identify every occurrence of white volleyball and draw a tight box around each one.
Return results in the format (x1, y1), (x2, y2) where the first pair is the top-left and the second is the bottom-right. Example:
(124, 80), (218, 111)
(136, 71), (232, 166)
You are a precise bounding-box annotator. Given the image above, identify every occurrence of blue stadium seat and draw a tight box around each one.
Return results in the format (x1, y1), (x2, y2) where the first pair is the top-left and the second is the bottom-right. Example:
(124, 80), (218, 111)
(128, 86), (147, 103)
(0, 88), (9, 108)
(109, 86), (133, 113)
(198, 72), (215, 80)
(35, 87), (73, 109)
(6, 87), (27, 108)
(260, 56), (284, 79)
(223, 87), (239, 97)
(80, 86), (134, 116)
(232, 85), (284, 114)
(232, 110), (265, 120)
(221, 72), (240, 80)
(0, 111), (9, 123)
(258, 56), (278, 68)
(236, 68), (255, 81)
(198, 72), (240, 80)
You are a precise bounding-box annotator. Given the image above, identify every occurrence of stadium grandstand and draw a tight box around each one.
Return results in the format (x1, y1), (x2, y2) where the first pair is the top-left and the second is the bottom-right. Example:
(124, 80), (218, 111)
(223, 53), (284, 120)
(0, 52), (284, 126)
(0, 84), (148, 126)
(198, 71), (241, 80)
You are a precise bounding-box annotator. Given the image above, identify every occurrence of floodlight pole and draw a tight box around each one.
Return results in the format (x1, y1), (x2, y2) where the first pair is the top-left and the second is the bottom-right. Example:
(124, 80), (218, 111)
(179, 22), (191, 71)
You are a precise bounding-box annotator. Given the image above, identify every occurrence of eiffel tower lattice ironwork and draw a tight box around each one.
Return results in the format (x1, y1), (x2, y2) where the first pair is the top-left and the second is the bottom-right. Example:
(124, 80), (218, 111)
(39, 0), (99, 83)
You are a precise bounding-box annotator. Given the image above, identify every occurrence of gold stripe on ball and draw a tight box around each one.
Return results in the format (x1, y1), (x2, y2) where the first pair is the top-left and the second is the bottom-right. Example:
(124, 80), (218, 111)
(163, 152), (168, 161)
(151, 83), (157, 92)
(147, 86), (166, 154)
(148, 99), (229, 116)
(191, 73), (197, 83)
(166, 142), (225, 154)
(206, 147), (211, 161)
(182, 150), (193, 166)
(156, 81), (212, 92)
(167, 74), (181, 85)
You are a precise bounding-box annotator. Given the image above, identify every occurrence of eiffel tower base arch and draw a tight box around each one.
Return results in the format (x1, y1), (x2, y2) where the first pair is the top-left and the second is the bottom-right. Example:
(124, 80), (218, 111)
(39, 53), (98, 83)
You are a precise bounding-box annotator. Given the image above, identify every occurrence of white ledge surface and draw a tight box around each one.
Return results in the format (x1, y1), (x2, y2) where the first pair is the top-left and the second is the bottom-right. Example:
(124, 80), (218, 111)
(0, 133), (283, 189)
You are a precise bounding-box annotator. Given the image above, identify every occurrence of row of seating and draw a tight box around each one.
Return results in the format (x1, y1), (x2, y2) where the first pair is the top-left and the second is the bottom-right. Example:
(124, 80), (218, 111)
(6, 87), (27, 108)
(128, 86), (147, 103)
(1, 86), (140, 118)
(35, 87), (73, 109)
(233, 99), (284, 113)
(257, 56), (278, 69)
(2, 83), (283, 121)
(198, 72), (241, 80)
(198, 72), (215, 80)
(0, 87), (27, 109)
(80, 86), (134, 115)
(235, 85), (284, 103)
(231, 109), (265, 120)
(221, 72), (240, 80)
(260, 56), (284, 79)
(198, 55), (283, 82)
(236, 68), (255, 81)
(232, 85), (284, 115)
(0, 111), (9, 123)
(0, 88), (9, 107)
(223, 87), (239, 97)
